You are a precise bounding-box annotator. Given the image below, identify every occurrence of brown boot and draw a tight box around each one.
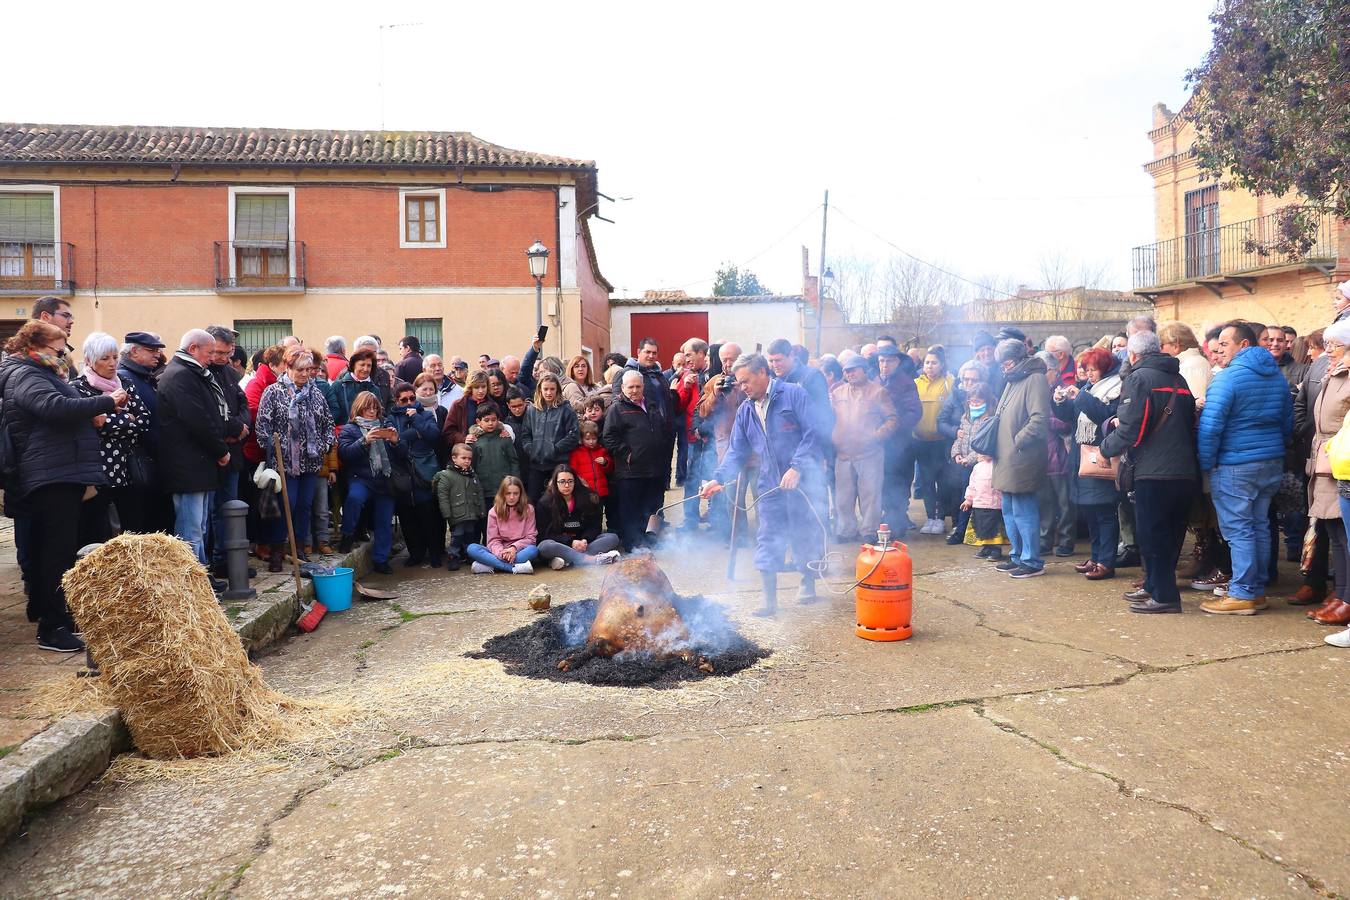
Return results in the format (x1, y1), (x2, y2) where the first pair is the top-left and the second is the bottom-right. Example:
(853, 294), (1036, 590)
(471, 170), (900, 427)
(268, 544), (285, 573)
(1314, 600), (1350, 626)
(1288, 585), (1327, 606)
(1307, 596), (1340, 620)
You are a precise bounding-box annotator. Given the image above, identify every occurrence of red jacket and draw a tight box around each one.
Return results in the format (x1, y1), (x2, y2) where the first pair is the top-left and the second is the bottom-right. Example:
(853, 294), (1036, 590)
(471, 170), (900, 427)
(242, 364), (278, 463)
(325, 353), (349, 383)
(674, 370), (706, 443)
(569, 443), (612, 497)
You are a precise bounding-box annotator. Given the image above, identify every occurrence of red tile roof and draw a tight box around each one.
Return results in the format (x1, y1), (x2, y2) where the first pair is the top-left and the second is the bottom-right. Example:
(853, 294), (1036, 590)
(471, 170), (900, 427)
(0, 123), (594, 172)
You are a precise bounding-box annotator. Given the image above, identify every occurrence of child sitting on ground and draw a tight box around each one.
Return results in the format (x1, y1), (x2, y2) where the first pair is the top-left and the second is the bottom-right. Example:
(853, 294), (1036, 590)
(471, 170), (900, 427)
(569, 421), (614, 529)
(468, 401), (519, 512)
(434, 442), (486, 571)
(961, 453), (1007, 560)
(467, 475), (538, 574)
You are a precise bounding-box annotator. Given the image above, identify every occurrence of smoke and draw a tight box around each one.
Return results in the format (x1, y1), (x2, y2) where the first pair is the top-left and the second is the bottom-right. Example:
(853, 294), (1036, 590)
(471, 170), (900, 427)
(557, 600), (594, 647)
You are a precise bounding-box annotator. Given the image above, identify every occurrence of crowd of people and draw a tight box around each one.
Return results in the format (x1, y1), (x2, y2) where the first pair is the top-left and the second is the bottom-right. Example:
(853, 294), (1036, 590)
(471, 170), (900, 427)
(4, 285), (1349, 652)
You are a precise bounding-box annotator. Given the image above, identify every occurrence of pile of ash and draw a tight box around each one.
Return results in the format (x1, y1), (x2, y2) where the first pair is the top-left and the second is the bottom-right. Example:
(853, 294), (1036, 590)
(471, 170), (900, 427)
(469, 595), (770, 688)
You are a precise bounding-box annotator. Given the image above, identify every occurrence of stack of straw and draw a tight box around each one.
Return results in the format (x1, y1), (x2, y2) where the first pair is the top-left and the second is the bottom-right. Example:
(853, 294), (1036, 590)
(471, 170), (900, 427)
(62, 533), (302, 758)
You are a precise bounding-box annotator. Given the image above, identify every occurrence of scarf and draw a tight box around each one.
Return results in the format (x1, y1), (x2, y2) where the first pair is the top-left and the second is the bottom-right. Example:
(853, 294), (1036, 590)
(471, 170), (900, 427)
(27, 350), (70, 380)
(355, 415), (391, 477)
(418, 394), (439, 409)
(282, 374), (326, 476)
(84, 368), (122, 395)
(175, 350), (227, 422)
(1076, 373), (1123, 446)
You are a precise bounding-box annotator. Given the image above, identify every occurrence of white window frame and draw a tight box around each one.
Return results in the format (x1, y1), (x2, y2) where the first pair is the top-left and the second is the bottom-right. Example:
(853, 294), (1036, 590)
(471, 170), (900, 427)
(227, 185), (296, 281)
(0, 184), (61, 283)
(398, 187), (447, 249)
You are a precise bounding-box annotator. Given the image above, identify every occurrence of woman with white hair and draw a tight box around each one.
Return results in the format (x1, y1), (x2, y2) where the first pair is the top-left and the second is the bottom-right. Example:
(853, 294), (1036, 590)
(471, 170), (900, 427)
(72, 331), (151, 540)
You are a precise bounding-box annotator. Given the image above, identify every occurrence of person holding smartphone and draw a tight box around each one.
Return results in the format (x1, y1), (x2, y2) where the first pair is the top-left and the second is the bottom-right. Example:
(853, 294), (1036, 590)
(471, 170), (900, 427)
(336, 392), (406, 574)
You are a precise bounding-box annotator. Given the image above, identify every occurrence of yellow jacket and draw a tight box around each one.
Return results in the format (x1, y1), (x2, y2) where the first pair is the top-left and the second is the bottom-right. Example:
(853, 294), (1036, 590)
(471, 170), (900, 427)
(913, 373), (953, 440)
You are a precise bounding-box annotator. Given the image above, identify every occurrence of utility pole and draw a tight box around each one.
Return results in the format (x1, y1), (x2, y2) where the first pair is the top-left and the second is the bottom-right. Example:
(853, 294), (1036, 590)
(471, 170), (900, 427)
(815, 189), (829, 358)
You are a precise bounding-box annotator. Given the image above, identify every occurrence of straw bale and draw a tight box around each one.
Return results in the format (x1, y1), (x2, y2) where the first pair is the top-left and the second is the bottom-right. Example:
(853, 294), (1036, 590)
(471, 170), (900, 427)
(61, 533), (304, 758)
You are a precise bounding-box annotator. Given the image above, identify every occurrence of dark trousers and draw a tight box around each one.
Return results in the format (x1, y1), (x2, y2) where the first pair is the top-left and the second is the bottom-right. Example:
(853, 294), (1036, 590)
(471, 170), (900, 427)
(396, 493), (444, 563)
(1079, 502), (1120, 566)
(78, 489), (114, 546)
(614, 477), (664, 551)
(28, 483), (85, 631)
(446, 520), (481, 561)
(675, 424), (689, 484)
(881, 445), (914, 534)
(108, 485), (159, 535)
(525, 467), (552, 507)
(1327, 519), (1350, 601)
(1135, 479), (1196, 607)
(13, 516), (33, 606)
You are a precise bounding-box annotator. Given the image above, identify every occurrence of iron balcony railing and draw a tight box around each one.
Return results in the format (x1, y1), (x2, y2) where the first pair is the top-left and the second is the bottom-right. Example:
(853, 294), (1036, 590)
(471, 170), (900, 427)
(214, 240), (306, 292)
(1132, 209), (1337, 291)
(0, 241), (76, 295)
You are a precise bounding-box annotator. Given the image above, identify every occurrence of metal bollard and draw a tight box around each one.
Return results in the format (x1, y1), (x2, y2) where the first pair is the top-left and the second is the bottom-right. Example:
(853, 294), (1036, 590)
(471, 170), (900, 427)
(220, 500), (257, 600)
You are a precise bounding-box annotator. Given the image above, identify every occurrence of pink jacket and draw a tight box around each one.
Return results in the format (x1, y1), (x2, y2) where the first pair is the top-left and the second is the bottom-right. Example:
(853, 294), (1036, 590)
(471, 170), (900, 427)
(964, 460), (1002, 509)
(487, 505), (537, 556)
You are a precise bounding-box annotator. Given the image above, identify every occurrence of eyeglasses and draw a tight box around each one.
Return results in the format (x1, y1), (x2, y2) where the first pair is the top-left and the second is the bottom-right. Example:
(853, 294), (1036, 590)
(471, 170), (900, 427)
(555, 478), (575, 485)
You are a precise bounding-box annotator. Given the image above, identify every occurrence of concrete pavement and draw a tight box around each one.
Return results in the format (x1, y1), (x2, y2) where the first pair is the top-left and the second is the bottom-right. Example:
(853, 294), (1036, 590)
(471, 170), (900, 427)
(0, 516), (1343, 898)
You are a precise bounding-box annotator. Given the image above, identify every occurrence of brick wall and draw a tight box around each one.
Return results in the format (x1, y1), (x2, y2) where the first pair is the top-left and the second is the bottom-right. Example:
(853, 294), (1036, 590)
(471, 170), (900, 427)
(56, 182), (558, 291)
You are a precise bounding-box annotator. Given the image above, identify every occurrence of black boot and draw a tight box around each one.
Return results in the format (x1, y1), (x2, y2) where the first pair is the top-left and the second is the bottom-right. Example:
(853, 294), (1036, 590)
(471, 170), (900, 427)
(797, 573), (820, 605)
(755, 572), (778, 617)
(338, 533), (355, 554)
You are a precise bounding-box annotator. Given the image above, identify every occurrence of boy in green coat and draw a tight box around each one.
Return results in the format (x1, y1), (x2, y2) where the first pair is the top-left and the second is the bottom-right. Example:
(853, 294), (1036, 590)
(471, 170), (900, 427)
(434, 442), (487, 571)
(469, 402), (519, 509)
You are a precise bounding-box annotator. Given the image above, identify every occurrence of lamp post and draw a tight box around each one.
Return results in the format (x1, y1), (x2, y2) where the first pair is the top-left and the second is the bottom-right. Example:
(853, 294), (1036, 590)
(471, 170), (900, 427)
(526, 239), (550, 331)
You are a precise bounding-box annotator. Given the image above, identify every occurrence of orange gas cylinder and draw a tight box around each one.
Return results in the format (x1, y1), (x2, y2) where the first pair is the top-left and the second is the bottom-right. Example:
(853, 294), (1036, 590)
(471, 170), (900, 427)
(855, 525), (913, 641)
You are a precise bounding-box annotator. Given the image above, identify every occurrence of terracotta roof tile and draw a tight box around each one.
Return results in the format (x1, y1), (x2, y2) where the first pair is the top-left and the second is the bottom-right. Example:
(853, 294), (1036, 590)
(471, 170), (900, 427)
(0, 123), (594, 171)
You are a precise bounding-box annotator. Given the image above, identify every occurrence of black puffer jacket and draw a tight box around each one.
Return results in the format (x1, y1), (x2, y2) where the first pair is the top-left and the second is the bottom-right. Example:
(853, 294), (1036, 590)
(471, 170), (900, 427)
(520, 402), (580, 474)
(601, 395), (667, 480)
(157, 355), (230, 494)
(1099, 352), (1197, 481)
(0, 354), (115, 502)
(534, 491), (603, 544)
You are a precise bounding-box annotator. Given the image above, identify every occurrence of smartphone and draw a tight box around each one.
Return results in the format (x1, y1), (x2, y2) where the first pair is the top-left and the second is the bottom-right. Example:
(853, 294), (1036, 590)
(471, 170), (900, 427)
(537, 325), (549, 343)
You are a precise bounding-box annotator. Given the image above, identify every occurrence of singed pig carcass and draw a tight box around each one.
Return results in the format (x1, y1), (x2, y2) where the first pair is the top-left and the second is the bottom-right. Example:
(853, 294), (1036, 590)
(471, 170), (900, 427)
(557, 555), (713, 673)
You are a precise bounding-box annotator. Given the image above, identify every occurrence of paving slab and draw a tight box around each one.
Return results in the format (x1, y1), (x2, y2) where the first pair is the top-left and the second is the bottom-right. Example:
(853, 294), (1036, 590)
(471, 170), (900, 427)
(985, 649), (1350, 896)
(233, 708), (1308, 899)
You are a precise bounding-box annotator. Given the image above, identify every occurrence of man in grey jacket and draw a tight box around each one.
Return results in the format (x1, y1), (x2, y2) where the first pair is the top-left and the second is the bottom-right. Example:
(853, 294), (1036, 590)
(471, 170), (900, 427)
(989, 339), (1051, 578)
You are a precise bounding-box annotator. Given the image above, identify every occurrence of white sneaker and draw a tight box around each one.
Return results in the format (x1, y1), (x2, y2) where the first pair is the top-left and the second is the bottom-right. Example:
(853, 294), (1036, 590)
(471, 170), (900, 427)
(1325, 627), (1350, 648)
(471, 561), (493, 574)
(921, 519), (940, 535)
(548, 557), (567, 571)
(512, 561), (534, 575)
(599, 549), (621, 564)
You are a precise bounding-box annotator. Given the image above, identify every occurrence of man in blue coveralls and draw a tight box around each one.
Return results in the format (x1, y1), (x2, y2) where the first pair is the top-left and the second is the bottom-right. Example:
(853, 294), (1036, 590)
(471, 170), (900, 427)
(701, 352), (828, 617)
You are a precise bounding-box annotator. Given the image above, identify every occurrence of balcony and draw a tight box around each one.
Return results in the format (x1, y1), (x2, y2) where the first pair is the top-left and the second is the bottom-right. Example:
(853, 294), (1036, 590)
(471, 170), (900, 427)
(0, 242), (76, 296)
(214, 240), (306, 293)
(1132, 209), (1338, 295)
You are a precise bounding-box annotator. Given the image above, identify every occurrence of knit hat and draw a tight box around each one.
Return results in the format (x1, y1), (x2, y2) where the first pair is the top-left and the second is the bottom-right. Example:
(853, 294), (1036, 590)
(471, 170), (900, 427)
(996, 326), (1027, 343)
(972, 330), (996, 351)
(838, 349), (865, 370)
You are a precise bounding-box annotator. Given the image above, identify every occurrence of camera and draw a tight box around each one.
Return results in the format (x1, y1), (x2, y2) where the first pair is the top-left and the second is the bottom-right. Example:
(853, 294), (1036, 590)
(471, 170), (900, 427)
(717, 374), (735, 395)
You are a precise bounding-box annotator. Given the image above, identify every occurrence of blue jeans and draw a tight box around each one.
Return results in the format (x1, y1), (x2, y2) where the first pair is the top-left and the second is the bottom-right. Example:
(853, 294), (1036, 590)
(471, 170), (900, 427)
(263, 473), (317, 549)
(211, 469), (240, 564)
(341, 478), (395, 564)
(1080, 502), (1120, 566)
(467, 543), (539, 572)
(173, 491), (213, 565)
(1002, 491), (1043, 571)
(1210, 459), (1282, 600)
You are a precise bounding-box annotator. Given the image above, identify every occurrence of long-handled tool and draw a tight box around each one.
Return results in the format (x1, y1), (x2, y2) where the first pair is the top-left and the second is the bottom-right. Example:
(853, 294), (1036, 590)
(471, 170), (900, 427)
(725, 473), (744, 580)
(275, 436), (327, 632)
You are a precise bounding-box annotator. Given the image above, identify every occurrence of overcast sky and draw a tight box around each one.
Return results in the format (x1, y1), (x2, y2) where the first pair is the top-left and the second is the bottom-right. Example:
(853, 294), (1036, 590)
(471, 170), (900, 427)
(8, 0), (1216, 300)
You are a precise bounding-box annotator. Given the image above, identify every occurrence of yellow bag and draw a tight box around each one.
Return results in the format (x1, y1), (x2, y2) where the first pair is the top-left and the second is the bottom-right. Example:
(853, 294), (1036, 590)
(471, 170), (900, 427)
(1327, 420), (1350, 480)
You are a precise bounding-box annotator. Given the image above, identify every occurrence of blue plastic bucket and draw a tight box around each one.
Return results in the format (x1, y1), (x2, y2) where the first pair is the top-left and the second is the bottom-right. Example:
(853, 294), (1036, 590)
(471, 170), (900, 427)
(311, 567), (354, 612)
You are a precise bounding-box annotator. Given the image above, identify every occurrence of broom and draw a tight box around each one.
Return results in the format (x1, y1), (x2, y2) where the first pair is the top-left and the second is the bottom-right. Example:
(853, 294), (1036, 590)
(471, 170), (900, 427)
(275, 436), (326, 632)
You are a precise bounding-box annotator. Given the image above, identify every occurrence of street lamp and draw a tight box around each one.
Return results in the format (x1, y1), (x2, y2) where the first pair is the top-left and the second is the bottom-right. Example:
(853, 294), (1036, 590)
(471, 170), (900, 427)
(814, 266), (835, 357)
(526, 239), (550, 330)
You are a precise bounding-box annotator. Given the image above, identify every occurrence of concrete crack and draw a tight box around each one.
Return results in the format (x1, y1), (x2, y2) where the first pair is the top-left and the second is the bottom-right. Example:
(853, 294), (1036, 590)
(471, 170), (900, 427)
(972, 705), (1343, 899)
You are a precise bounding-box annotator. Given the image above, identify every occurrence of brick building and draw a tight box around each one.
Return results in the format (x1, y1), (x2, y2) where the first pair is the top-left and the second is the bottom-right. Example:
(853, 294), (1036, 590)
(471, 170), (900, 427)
(1131, 101), (1350, 333)
(0, 123), (612, 362)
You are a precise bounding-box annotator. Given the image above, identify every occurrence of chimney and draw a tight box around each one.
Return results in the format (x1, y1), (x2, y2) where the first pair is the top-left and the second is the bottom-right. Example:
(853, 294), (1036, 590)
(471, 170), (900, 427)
(1151, 102), (1175, 130)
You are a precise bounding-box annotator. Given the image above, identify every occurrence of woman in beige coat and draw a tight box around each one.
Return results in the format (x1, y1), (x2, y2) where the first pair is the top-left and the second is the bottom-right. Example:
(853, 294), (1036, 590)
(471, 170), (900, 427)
(1307, 321), (1350, 627)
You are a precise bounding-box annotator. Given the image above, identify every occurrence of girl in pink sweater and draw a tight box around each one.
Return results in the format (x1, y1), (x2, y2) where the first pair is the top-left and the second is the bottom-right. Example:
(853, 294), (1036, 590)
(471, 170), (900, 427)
(467, 476), (539, 574)
(961, 454), (1007, 561)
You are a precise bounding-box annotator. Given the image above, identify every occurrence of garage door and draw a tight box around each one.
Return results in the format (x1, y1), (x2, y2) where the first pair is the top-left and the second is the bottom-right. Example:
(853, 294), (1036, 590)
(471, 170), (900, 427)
(629, 311), (709, 361)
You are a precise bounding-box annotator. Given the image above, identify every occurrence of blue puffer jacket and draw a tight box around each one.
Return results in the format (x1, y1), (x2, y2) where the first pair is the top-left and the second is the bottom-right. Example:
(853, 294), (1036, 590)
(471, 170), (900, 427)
(1197, 347), (1293, 471)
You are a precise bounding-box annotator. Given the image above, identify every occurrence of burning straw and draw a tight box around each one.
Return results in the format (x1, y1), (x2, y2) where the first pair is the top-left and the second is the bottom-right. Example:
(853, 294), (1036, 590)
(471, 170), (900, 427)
(61, 533), (309, 759)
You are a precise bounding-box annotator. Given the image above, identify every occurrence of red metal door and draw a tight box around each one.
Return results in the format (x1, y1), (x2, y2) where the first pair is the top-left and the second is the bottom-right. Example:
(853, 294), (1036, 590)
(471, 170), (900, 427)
(629, 311), (709, 360)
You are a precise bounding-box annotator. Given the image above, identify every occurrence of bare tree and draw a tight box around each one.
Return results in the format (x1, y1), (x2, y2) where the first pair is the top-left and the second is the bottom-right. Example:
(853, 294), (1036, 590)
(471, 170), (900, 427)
(884, 256), (967, 345)
(828, 254), (883, 324)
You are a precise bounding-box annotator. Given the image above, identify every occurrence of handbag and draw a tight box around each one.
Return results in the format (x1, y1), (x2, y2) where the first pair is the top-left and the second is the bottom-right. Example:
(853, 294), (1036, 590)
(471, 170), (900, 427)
(1327, 419), (1350, 479)
(1077, 443), (1119, 480)
(969, 415), (999, 458)
(127, 449), (158, 488)
(1116, 377), (1182, 493)
(388, 468), (414, 496)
